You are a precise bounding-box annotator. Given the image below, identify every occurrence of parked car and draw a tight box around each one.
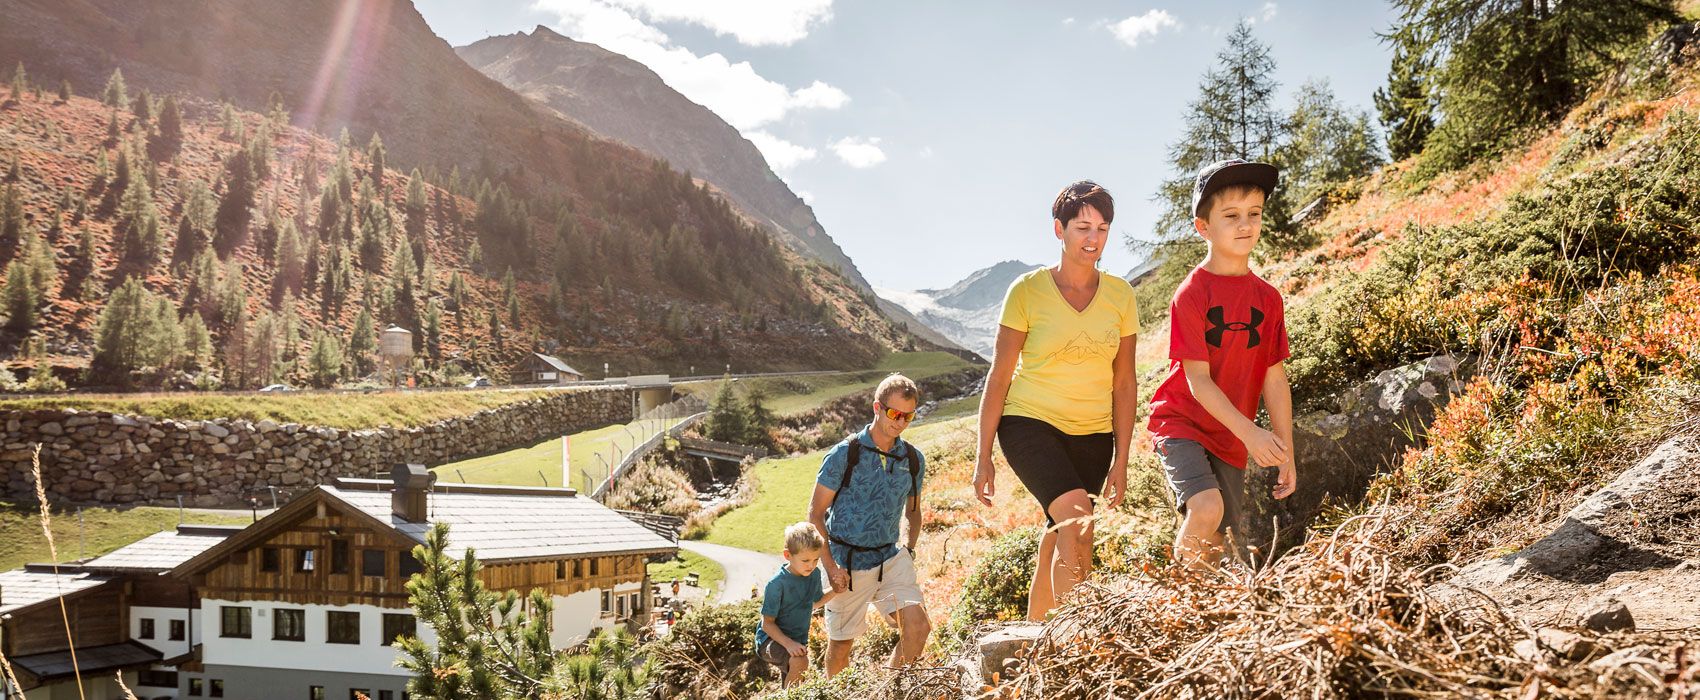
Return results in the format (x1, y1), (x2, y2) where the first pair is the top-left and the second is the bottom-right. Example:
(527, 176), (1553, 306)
(258, 384), (294, 392)
(465, 376), (492, 388)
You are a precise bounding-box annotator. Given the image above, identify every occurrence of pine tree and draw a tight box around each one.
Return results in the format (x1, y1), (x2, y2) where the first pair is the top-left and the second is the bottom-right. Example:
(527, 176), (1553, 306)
(151, 94), (184, 157)
(102, 68), (128, 110)
(1276, 79), (1385, 208)
(57, 78), (71, 103)
(349, 306), (377, 377)
(90, 277), (158, 384)
(704, 379), (752, 445)
(118, 170), (161, 266)
(273, 220), (305, 303)
(423, 299), (443, 362)
(1373, 26), (1437, 161)
(744, 389), (776, 450)
(213, 147), (257, 256)
(150, 297), (185, 371)
(182, 310), (213, 370)
(131, 88), (152, 131)
(308, 330), (343, 388)
(1151, 20), (1284, 242)
(8, 63), (25, 102)
(0, 229), (52, 332)
(397, 523), (565, 699)
(1393, 0), (1678, 168)
(366, 133), (386, 191)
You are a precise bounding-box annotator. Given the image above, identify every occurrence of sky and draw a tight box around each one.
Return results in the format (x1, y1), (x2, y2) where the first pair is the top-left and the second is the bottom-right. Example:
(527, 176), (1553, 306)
(415, 1), (1399, 291)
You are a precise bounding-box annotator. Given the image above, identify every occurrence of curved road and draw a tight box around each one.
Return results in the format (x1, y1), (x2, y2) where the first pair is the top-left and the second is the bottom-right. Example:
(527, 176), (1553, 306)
(679, 540), (784, 604)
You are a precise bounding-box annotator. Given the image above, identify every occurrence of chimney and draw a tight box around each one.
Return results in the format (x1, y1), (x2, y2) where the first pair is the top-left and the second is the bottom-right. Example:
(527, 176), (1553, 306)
(391, 464), (437, 523)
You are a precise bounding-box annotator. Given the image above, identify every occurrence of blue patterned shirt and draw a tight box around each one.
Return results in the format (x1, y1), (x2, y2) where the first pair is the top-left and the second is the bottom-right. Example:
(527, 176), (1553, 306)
(816, 424), (926, 570)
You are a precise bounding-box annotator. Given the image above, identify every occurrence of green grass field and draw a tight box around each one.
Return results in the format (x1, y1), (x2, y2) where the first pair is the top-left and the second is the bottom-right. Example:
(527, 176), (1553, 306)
(434, 416), (694, 491)
(0, 501), (251, 571)
(679, 351), (977, 416)
(0, 389), (561, 430)
(647, 550), (727, 598)
(698, 451), (824, 553)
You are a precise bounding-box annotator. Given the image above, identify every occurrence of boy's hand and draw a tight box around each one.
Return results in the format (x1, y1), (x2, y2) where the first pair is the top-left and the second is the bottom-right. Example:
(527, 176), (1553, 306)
(1272, 460), (1296, 500)
(971, 457), (996, 506)
(1243, 427), (1289, 467)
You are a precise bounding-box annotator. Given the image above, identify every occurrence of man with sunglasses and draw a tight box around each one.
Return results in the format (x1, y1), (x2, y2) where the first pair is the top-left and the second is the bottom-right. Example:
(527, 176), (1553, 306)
(807, 373), (932, 677)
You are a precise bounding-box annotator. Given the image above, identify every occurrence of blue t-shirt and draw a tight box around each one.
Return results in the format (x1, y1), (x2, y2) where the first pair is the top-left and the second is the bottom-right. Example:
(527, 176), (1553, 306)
(815, 425), (927, 570)
(754, 564), (824, 650)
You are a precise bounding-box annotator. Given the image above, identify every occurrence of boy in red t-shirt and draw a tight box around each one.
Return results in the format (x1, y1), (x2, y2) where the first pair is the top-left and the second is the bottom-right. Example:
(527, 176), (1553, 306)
(1147, 158), (1297, 569)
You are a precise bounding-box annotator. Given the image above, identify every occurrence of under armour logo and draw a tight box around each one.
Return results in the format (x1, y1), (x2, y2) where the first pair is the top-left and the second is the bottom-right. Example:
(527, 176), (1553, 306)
(1205, 306), (1263, 348)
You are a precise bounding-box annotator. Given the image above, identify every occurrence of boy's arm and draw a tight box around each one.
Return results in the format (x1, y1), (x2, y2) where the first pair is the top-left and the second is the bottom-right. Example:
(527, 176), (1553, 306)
(760, 614), (806, 654)
(1262, 362), (1297, 499)
(1180, 360), (1289, 467)
(815, 589), (838, 608)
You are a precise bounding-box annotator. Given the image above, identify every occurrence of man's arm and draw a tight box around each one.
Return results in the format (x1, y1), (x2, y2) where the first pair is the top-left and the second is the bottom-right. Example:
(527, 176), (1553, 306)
(1262, 362), (1297, 499)
(903, 489), (922, 552)
(807, 484), (848, 591)
(1181, 360), (1288, 467)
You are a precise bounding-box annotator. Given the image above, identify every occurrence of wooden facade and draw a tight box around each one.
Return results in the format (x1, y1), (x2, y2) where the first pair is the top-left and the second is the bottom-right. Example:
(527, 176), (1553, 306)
(0, 584), (125, 657)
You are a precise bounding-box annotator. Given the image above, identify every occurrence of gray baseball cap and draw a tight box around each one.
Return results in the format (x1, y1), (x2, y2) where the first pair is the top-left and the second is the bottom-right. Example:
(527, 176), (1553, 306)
(1192, 159), (1279, 219)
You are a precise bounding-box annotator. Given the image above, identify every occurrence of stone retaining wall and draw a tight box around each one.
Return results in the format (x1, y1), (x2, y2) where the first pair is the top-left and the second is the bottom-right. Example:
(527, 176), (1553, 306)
(0, 388), (633, 507)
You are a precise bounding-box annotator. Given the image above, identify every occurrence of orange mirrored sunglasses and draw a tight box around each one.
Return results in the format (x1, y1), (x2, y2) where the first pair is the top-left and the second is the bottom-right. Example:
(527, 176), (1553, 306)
(877, 403), (915, 422)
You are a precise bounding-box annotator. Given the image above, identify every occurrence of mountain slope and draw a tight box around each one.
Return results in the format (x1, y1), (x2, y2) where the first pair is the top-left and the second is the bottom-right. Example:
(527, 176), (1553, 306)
(456, 26), (868, 291)
(453, 25), (965, 355)
(880, 260), (1038, 358)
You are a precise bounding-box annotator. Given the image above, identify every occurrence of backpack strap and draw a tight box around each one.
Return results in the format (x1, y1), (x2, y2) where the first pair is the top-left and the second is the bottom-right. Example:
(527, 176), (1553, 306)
(837, 437), (860, 495)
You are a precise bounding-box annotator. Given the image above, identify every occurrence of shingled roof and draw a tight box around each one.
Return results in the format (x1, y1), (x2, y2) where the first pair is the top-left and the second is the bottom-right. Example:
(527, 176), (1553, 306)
(531, 352), (582, 375)
(325, 480), (676, 562)
(82, 525), (244, 572)
(0, 568), (112, 616)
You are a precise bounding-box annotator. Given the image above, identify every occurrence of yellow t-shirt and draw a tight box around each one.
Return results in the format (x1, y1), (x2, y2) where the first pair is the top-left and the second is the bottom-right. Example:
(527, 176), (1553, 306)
(998, 268), (1141, 435)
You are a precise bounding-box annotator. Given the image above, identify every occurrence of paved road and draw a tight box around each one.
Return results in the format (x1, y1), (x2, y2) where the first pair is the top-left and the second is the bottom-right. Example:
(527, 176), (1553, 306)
(679, 540), (784, 604)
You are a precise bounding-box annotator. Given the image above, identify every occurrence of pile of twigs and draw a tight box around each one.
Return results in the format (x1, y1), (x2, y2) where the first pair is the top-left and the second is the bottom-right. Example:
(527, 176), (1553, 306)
(997, 510), (1698, 699)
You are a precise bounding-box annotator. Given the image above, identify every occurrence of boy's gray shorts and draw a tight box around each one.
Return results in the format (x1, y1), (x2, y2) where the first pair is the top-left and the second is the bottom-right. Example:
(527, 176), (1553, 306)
(1155, 437), (1247, 534)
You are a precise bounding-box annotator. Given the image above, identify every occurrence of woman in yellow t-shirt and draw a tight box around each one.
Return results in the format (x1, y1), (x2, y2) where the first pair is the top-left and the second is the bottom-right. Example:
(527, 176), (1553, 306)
(972, 180), (1140, 620)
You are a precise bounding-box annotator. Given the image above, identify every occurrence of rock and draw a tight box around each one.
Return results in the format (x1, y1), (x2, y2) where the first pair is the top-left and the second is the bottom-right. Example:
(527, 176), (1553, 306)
(39, 422), (64, 436)
(203, 423), (230, 439)
(1579, 599), (1635, 633)
(112, 415), (141, 428)
(1454, 439), (1694, 588)
(977, 624), (1043, 686)
(1514, 628), (1600, 662)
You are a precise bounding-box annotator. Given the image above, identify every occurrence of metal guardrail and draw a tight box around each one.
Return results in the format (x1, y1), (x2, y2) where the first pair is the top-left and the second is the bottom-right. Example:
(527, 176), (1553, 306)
(589, 410), (707, 501)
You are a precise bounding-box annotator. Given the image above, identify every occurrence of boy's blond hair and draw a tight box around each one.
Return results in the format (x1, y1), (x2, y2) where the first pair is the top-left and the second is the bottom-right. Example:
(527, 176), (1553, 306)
(783, 521), (825, 555)
(875, 373), (920, 406)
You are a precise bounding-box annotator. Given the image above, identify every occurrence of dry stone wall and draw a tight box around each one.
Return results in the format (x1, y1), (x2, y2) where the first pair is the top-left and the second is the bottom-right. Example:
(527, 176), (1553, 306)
(0, 388), (632, 507)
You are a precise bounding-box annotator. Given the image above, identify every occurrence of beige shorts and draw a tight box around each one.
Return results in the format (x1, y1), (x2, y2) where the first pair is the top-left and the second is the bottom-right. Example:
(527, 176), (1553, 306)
(824, 549), (925, 641)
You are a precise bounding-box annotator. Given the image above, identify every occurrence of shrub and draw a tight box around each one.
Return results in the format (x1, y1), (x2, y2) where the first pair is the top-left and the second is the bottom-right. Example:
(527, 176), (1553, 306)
(641, 600), (763, 699)
(934, 526), (1039, 655)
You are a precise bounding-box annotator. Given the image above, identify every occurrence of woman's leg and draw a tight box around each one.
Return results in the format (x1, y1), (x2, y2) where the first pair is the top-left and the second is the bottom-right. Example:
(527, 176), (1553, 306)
(1045, 489), (1094, 611)
(1027, 526), (1056, 621)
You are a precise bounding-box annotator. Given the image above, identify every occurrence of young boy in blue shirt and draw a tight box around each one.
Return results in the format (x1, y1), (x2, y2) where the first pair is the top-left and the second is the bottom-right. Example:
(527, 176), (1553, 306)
(755, 522), (837, 687)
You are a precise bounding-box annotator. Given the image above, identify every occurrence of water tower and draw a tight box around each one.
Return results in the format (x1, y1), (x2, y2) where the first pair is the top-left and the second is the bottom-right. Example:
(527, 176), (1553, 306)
(379, 325), (414, 389)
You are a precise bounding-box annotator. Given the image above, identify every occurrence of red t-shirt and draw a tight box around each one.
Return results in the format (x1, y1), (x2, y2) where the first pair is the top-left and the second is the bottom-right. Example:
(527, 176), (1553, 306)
(1147, 266), (1290, 468)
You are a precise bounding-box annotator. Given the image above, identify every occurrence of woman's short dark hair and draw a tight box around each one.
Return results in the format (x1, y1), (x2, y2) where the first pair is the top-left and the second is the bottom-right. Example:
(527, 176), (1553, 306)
(1052, 180), (1115, 225)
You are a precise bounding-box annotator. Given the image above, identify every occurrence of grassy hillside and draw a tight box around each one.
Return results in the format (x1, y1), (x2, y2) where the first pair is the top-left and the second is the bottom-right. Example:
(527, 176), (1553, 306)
(0, 388), (557, 429)
(0, 500), (249, 570)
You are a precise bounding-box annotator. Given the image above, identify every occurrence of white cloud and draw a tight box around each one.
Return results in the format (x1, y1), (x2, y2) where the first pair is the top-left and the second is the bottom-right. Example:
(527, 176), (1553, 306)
(918, 146), (934, 159)
(1109, 10), (1181, 48)
(592, 0), (833, 47)
(1062, 17), (1076, 26)
(746, 131), (818, 171)
(831, 137), (887, 168)
(1249, 2), (1278, 24)
(790, 81), (849, 111)
(532, 0), (848, 131)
